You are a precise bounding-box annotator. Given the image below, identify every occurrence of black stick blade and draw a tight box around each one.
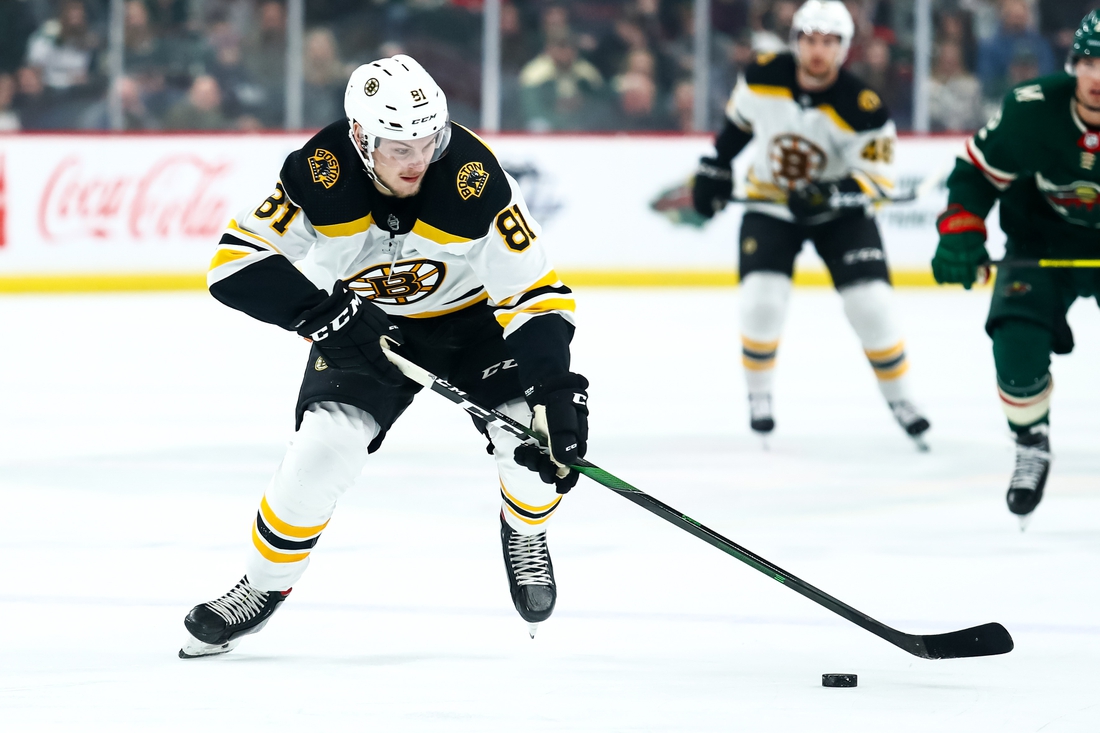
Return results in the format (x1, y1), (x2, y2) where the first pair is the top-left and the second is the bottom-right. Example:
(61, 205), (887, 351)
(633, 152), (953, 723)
(918, 622), (1014, 659)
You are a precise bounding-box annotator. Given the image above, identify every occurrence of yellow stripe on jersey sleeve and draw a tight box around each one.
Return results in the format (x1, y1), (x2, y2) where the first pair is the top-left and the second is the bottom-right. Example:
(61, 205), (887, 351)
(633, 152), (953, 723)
(495, 297), (576, 329)
(209, 247), (253, 271)
(496, 269), (562, 307)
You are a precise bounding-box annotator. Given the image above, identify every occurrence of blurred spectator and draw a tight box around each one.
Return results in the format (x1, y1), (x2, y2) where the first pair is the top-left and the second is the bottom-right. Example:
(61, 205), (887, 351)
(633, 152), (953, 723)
(124, 0), (167, 75)
(849, 36), (911, 128)
(243, 0), (287, 126)
(163, 74), (227, 129)
(0, 0), (36, 75)
(206, 14), (264, 124)
(13, 66), (52, 129)
(670, 78), (695, 132)
(146, 0), (189, 35)
(519, 29), (608, 132)
(927, 41), (983, 132)
(751, 0), (797, 53)
(935, 10), (977, 73)
(612, 48), (670, 130)
(80, 74), (159, 129)
(302, 28), (346, 128)
(1040, 0), (1093, 61)
(977, 0), (1055, 101)
(25, 1), (102, 92)
(0, 73), (20, 131)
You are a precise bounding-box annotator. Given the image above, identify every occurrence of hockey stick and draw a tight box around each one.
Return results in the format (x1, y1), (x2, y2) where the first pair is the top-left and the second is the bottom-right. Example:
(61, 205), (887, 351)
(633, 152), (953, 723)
(380, 345), (1014, 660)
(989, 258), (1100, 268)
(727, 190), (917, 205)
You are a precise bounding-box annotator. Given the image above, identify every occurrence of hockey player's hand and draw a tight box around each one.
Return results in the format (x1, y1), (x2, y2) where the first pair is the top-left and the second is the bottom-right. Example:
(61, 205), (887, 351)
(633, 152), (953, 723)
(514, 373), (589, 494)
(691, 157), (733, 219)
(788, 178), (869, 225)
(293, 281), (406, 384)
(932, 204), (989, 290)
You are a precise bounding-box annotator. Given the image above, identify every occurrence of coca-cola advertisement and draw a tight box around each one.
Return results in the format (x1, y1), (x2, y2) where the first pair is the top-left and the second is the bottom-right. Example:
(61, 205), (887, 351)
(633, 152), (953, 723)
(0, 135), (295, 276)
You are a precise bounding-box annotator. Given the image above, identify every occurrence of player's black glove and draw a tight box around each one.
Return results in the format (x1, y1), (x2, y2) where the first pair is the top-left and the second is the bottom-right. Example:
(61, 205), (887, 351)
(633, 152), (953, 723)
(691, 156), (733, 219)
(293, 280), (405, 385)
(932, 204), (990, 290)
(787, 177), (870, 225)
(514, 373), (589, 494)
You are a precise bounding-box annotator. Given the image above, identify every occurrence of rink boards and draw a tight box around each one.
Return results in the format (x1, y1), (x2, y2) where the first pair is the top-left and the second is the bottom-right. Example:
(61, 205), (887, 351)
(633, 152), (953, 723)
(0, 132), (1001, 292)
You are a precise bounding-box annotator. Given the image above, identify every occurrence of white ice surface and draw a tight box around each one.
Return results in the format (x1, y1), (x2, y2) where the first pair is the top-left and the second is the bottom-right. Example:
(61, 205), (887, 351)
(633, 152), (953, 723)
(1, 288), (1098, 732)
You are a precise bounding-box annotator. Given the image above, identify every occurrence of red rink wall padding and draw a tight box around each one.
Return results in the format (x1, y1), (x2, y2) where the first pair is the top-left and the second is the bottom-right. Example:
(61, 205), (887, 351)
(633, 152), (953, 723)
(0, 132), (1005, 292)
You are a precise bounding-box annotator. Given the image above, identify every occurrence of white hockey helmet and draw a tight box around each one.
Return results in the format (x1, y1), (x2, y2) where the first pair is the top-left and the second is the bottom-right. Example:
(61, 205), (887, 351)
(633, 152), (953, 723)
(344, 55), (451, 184)
(789, 0), (855, 66)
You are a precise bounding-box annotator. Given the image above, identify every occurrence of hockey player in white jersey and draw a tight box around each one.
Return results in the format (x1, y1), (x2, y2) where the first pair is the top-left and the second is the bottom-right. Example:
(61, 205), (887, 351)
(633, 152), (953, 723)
(691, 0), (929, 447)
(180, 55), (588, 657)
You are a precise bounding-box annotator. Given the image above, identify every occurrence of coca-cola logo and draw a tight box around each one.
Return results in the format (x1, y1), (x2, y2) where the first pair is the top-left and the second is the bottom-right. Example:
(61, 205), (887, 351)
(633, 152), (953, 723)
(38, 154), (232, 241)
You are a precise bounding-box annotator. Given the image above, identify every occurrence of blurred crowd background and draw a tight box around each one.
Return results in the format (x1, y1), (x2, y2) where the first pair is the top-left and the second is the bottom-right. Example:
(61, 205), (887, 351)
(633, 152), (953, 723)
(0, 0), (1091, 134)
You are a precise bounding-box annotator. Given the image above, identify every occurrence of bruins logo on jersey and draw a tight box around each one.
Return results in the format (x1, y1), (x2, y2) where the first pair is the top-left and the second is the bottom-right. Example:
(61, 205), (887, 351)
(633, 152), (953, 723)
(308, 149), (340, 189)
(857, 89), (881, 112)
(349, 259), (446, 305)
(756, 52), (776, 66)
(742, 237), (758, 255)
(767, 134), (826, 190)
(457, 162), (490, 200)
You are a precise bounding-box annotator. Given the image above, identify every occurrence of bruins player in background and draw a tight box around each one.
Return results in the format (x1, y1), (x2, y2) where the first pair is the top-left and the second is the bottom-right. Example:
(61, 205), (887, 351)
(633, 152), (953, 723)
(933, 10), (1100, 525)
(691, 0), (930, 448)
(179, 55), (588, 657)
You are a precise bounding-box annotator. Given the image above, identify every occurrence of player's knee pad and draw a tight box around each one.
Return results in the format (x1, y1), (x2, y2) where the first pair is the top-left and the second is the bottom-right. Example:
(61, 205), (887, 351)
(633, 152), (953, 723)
(839, 279), (898, 349)
(739, 271), (792, 339)
(268, 401), (379, 520)
(491, 398), (563, 535)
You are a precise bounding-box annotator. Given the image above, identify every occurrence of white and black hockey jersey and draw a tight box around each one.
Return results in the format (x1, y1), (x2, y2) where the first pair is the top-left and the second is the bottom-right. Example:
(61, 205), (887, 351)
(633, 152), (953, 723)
(207, 121), (576, 379)
(723, 53), (897, 222)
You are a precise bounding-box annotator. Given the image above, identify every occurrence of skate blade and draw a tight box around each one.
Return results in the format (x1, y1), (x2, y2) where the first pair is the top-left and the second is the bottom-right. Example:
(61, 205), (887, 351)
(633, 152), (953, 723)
(527, 622), (539, 639)
(179, 634), (241, 659)
(910, 435), (930, 452)
(1017, 514), (1033, 532)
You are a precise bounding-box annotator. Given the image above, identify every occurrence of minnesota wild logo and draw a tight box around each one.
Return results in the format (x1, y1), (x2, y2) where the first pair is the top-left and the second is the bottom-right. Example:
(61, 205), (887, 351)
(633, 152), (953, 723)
(1036, 173), (1100, 228)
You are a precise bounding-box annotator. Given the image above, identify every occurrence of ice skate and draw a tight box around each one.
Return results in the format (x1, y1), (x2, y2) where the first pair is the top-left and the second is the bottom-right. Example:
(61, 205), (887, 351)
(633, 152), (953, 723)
(1006, 427), (1051, 531)
(889, 401), (930, 451)
(179, 576), (291, 658)
(500, 513), (556, 637)
(748, 393), (774, 448)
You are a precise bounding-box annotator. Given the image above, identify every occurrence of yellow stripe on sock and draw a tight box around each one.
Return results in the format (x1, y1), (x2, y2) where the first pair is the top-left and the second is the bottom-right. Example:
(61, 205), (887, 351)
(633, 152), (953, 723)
(260, 496), (329, 539)
(251, 525), (310, 564)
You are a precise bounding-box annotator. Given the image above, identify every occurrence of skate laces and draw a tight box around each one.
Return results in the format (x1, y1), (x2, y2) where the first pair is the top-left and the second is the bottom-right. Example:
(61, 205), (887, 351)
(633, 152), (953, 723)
(748, 393), (772, 419)
(204, 577), (269, 625)
(890, 401), (921, 427)
(507, 531), (553, 586)
(1010, 442), (1051, 490)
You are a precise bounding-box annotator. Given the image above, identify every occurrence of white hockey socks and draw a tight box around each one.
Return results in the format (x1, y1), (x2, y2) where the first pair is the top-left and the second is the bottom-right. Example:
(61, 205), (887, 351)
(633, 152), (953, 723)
(490, 398), (564, 535)
(246, 401), (378, 591)
(739, 272), (792, 396)
(840, 280), (913, 405)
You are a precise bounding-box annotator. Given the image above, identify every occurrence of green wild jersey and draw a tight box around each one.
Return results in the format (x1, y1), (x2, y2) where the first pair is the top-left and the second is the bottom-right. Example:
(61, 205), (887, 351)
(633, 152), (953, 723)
(948, 73), (1100, 256)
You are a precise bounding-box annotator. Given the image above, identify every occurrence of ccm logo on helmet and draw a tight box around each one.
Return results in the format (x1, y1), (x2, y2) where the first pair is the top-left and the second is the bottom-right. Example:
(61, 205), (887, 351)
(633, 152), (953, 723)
(412, 114), (438, 125)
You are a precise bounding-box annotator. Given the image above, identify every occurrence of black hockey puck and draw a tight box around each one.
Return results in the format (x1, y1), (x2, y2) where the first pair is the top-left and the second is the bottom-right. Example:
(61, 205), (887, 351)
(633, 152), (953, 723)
(822, 673), (857, 688)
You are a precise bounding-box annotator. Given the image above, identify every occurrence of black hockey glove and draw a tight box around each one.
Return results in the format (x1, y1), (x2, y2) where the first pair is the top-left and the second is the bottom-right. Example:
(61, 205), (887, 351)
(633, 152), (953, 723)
(787, 178), (870, 225)
(691, 156), (733, 219)
(514, 373), (589, 494)
(293, 280), (405, 385)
